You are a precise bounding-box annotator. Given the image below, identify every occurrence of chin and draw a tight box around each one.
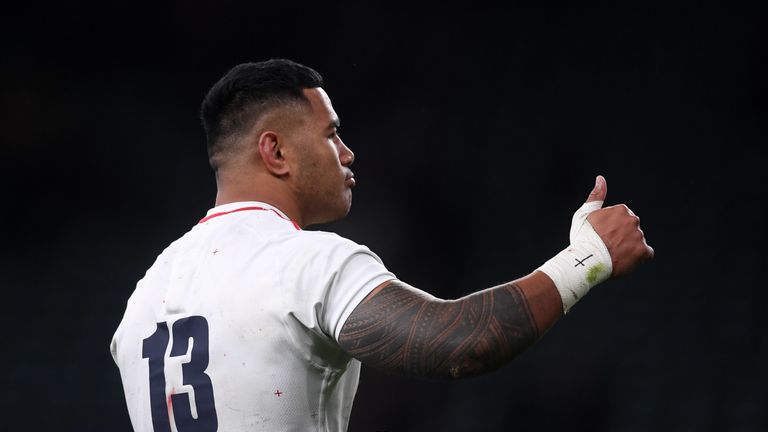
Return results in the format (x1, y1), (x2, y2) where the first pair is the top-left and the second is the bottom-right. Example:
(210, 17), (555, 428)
(335, 193), (354, 220)
(340, 202), (352, 218)
(308, 198), (352, 226)
(330, 200), (352, 222)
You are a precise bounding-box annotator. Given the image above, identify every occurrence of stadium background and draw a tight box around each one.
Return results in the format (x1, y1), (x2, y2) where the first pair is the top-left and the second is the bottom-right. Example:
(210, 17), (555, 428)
(2, 3), (766, 431)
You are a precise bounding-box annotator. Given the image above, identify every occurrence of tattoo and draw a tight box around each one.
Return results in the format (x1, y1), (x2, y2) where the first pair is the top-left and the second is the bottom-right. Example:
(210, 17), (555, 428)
(338, 281), (539, 380)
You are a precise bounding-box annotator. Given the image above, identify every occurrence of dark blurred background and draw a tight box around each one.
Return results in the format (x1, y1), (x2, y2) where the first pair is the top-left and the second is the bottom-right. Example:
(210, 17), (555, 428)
(2, 2), (766, 431)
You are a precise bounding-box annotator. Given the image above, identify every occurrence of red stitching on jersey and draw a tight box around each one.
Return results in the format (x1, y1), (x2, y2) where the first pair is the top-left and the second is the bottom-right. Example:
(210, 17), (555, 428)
(270, 209), (301, 230)
(198, 206), (301, 230)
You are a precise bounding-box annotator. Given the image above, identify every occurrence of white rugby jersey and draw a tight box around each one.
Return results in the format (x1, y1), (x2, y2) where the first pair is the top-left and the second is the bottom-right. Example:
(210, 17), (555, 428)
(111, 201), (395, 431)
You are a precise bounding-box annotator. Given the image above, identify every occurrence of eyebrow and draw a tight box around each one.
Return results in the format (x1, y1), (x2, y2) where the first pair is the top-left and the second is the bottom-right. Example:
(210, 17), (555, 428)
(327, 118), (341, 130)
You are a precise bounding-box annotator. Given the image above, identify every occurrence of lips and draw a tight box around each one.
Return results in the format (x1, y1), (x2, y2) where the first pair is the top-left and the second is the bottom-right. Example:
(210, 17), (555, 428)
(345, 172), (356, 187)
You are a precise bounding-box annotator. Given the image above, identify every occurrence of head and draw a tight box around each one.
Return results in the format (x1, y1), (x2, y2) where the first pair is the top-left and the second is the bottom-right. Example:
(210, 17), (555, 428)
(200, 59), (355, 227)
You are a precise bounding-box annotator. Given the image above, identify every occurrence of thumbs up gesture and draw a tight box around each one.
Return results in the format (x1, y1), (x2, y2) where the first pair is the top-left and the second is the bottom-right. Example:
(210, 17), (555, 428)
(585, 176), (654, 278)
(538, 175), (654, 313)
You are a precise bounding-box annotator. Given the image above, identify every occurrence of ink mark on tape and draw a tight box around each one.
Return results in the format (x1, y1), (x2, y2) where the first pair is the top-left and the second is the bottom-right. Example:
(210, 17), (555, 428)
(574, 254), (594, 267)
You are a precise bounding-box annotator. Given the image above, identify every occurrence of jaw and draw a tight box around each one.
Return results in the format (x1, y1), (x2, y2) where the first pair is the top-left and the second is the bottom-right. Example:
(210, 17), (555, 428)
(300, 189), (352, 227)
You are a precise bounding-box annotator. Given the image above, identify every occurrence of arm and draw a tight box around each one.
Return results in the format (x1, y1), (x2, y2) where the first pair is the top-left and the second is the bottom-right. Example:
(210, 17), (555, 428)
(339, 175), (653, 381)
(338, 271), (562, 381)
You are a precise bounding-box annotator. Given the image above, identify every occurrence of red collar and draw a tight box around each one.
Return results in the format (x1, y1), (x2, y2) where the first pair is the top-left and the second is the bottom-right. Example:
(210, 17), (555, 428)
(198, 203), (300, 230)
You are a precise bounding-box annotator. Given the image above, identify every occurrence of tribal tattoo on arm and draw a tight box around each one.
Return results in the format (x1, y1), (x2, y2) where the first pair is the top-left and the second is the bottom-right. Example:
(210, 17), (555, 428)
(338, 280), (540, 381)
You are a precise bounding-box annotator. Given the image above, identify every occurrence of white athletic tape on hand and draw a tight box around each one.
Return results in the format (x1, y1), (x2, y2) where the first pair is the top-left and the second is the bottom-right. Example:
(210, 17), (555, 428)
(570, 200), (603, 242)
(538, 201), (613, 314)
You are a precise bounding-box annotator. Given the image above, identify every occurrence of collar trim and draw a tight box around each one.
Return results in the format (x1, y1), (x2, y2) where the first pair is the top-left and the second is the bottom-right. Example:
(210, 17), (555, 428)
(198, 201), (300, 230)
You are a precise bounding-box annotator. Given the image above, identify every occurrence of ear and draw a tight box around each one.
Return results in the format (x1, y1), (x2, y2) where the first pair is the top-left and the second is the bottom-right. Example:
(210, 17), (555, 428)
(257, 131), (290, 176)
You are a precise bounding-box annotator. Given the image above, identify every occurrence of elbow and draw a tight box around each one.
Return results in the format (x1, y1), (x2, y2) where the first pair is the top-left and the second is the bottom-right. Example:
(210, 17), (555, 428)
(433, 335), (532, 381)
(439, 358), (508, 382)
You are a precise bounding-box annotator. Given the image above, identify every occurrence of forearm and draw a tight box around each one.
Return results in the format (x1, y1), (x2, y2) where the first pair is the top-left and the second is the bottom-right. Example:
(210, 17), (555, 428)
(339, 177), (655, 380)
(338, 272), (562, 381)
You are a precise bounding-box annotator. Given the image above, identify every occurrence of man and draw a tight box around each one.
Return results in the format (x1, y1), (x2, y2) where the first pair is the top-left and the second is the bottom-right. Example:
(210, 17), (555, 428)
(111, 59), (653, 431)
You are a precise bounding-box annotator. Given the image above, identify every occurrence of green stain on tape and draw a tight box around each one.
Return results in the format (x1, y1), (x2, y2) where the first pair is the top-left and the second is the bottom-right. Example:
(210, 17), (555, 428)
(586, 263), (607, 284)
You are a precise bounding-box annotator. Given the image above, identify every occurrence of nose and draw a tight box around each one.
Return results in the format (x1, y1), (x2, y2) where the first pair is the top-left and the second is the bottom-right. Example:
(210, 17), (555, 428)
(339, 138), (354, 167)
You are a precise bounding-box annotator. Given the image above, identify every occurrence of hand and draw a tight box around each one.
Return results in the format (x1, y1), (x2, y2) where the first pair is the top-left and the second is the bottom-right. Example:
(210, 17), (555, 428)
(585, 176), (654, 278)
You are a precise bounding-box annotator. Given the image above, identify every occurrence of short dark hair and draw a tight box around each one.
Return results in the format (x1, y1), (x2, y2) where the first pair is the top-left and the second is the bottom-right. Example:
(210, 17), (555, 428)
(200, 59), (324, 170)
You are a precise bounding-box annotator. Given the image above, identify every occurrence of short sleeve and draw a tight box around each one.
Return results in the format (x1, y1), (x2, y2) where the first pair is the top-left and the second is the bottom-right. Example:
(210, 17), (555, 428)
(321, 247), (395, 343)
(281, 232), (396, 346)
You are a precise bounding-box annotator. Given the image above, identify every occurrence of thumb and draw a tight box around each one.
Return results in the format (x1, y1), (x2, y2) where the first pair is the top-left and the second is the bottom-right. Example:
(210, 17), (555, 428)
(570, 175), (608, 242)
(586, 175), (607, 204)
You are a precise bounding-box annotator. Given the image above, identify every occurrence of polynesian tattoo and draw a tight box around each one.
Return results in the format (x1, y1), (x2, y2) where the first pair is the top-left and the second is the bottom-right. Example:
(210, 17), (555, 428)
(338, 280), (539, 381)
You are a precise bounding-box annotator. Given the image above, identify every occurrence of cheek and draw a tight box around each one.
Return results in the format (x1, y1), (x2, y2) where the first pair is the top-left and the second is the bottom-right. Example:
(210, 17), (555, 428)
(319, 147), (342, 174)
(297, 143), (342, 188)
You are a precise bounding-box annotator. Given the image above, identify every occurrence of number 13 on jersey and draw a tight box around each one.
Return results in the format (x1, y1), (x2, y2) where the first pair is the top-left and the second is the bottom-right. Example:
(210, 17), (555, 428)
(142, 316), (218, 432)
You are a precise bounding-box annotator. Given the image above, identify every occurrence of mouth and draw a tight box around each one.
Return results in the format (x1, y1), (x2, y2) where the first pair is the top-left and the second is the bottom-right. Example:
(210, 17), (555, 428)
(345, 172), (356, 187)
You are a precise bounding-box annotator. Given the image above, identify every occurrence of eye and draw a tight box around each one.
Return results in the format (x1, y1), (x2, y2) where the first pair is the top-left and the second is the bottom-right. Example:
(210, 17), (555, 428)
(328, 129), (340, 139)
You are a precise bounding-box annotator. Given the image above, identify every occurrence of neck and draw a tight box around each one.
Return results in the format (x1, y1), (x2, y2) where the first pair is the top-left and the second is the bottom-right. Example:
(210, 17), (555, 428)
(214, 171), (305, 227)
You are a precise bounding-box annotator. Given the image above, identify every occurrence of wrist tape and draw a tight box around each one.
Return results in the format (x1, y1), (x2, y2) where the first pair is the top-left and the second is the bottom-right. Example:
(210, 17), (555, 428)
(537, 200), (613, 313)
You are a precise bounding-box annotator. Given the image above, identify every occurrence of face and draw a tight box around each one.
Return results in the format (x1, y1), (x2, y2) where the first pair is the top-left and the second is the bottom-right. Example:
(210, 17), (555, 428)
(286, 87), (355, 226)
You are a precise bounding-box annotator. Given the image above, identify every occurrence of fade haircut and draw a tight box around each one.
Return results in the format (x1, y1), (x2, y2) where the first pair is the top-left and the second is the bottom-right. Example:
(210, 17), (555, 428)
(200, 59), (324, 170)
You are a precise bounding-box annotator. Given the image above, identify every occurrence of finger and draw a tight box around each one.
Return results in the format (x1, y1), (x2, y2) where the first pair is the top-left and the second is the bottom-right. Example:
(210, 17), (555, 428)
(645, 242), (655, 260)
(586, 175), (607, 203)
(571, 176), (608, 243)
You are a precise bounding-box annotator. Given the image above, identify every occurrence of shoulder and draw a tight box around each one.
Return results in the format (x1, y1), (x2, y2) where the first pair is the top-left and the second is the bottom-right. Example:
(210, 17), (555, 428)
(279, 229), (386, 275)
(293, 229), (357, 247)
(288, 229), (377, 258)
